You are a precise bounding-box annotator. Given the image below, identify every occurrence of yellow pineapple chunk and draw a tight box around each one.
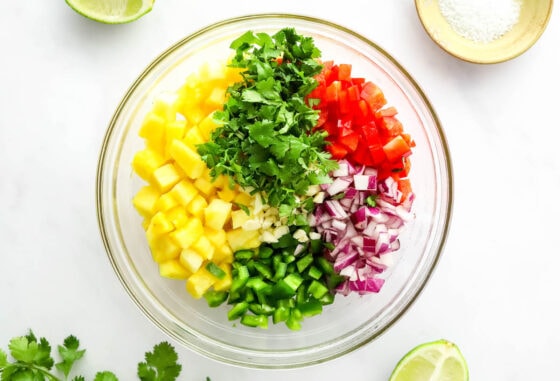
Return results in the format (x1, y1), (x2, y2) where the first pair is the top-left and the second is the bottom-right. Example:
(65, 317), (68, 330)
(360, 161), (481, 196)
(132, 148), (166, 183)
(191, 236), (214, 260)
(139, 112), (165, 147)
(198, 113), (220, 141)
(153, 192), (178, 212)
(216, 186), (237, 203)
(204, 228), (227, 247)
(226, 228), (260, 252)
(231, 209), (252, 229)
(205, 87), (227, 110)
(169, 217), (204, 249)
(159, 259), (190, 280)
(168, 139), (206, 179)
(169, 179), (198, 207)
(194, 176), (215, 197)
(165, 207), (189, 228)
(165, 120), (187, 152)
(147, 211), (174, 237)
(186, 267), (216, 299)
(153, 91), (180, 121)
(186, 194), (207, 218)
(152, 163), (182, 193)
(149, 235), (181, 263)
(183, 126), (205, 151)
(213, 263), (232, 291)
(179, 248), (204, 273)
(213, 244), (233, 264)
(233, 191), (253, 206)
(133, 185), (160, 217)
(205, 199), (232, 230)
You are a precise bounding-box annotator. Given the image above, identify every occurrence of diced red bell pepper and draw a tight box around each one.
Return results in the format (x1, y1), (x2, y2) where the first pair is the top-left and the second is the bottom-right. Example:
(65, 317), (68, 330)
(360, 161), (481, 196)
(383, 135), (412, 163)
(360, 81), (387, 113)
(338, 63), (352, 82)
(327, 141), (349, 159)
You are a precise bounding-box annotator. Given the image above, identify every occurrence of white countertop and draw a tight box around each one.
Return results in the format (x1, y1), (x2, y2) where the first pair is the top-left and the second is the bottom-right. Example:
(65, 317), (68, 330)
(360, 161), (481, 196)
(1, 1), (559, 380)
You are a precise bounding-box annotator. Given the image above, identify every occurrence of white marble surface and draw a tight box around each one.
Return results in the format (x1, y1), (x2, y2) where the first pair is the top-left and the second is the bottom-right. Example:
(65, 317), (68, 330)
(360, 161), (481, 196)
(1, 1), (559, 380)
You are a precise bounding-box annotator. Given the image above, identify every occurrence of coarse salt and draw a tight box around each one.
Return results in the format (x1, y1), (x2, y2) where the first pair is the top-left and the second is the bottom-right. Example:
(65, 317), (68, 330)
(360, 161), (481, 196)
(438, 0), (521, 43)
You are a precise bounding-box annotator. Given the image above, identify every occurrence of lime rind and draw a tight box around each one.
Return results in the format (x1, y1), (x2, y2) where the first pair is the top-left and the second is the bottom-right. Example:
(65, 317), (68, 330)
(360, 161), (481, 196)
(389, 339), (469, 381)
(65, 0), (154, 24)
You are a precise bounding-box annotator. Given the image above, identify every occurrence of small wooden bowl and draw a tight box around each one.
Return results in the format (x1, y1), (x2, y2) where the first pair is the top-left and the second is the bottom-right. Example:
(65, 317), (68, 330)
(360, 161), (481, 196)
(415, 0), (554, 64)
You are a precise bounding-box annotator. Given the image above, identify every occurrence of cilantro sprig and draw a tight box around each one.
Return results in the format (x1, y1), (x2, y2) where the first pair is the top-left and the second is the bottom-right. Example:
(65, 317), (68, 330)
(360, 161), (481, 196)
(0, 331), (190, 381)
(198, 28), (337, 214)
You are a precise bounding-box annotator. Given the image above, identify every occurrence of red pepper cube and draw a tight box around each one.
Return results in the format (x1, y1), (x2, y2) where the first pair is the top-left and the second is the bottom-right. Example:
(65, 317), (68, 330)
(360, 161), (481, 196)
(383, 135), (412, 163)
(338, 63), (352, 82)
(360, 81), (387, 113)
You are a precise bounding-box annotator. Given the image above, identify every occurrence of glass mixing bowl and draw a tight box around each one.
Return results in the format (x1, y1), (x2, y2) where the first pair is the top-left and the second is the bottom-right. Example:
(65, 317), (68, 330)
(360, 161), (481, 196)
(96, 14), (453, 369)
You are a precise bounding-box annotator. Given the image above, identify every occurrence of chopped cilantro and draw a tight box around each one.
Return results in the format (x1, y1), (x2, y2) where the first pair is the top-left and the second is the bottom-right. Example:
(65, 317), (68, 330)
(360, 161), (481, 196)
(198, 28), (337, 216)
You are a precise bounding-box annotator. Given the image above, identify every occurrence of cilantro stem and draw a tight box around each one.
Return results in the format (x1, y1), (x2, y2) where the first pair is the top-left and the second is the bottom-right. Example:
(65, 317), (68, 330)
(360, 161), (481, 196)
(4, 363), (61, 380)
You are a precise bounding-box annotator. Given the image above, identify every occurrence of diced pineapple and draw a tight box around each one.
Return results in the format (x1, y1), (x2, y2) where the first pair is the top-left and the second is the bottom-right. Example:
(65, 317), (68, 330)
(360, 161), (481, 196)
(231, 209), (252, 229)
(211, 174), (229, 189)
(169, 179), (198, 207)
(168, 139), (206, 179)
(191, 236), (214, 260)
(133, 185), (160, 217)
(216, 186), (237, 203)
(132, 148), (166, 183)
(179, 248), (204, 273)
(159, 259), (190, 280)
(205, 199), (232, 230)
(213, 243), (233, 264)
(186, 267), (216, 299)
(152, 163), (182, 193)
(205, 87), (227, 110)
(149, 235), (181, 263)
(183, 126), (205, 150)
(165, 207), (189, 229)
(198, 113), (220, 141)
(212, 263), (232, 291)
(233, 191), (253, 206)
(183, 102), (206, 126)
(139, 112), (166, 146)
(204, 228), (227, 248)
(194, 176), (215, 197)
(165, 120), (187, 151)
(226, 228), (260, 252)
(186, 194), (207, 218)
(153, 91), (180, 121)
(147, 211), (174, 237)
(153, 192), (178, 212)
(169, 217), (204, 249)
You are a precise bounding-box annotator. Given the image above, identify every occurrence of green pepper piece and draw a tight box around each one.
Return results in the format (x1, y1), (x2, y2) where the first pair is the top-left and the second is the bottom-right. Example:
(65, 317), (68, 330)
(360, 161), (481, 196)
(205, 261), (226, 279)
(273, 306), (290, 324)
(235, 249), (254, 262)
(249, 303), (275, 316)
(272, 261), (288, 281)
(231, 265), (250, 293)
(241, 314), (269, 329)
(228, 301), (249, 320)
(307, 279), (329, 299)
(319, 292), (335, 305)
(307, 265), (323, 280)
(254, 262), (273, 280)
(204, 290), (228, 307)
(297, 299), (323, 317)
(296, 253), (314, 273)
(258, 246), (274, 259)
(327, 274), (347, 290)
(315, 256), (335, 275)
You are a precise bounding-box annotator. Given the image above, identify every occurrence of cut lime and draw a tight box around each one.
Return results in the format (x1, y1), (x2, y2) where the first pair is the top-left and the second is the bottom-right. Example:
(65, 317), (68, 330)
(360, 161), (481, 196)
(389, 339), (469, 381)
(65, 0), (154, 24)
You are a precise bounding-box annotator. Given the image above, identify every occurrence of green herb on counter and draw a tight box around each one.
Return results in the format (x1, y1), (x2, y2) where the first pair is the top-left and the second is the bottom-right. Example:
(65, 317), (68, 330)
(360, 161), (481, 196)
(0, 331), (194, 381)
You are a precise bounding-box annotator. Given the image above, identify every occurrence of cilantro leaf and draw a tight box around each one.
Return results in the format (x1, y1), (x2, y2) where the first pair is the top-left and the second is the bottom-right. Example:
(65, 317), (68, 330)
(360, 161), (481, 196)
(137, 342), (181, 381)
(0, 349), (7, 367)
(56, 335), (85, 378)
(93, 371), (119, 381)
(198, 28), (337, 213)
(8, 333), (54, 369)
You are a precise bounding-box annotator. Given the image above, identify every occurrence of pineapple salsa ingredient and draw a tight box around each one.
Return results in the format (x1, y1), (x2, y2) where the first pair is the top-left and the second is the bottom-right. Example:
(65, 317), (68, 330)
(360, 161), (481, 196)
(131, 28), (415, 330)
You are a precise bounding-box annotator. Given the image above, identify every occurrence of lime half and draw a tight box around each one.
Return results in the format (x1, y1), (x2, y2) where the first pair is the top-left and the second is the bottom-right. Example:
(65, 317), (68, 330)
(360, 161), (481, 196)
(389, 339), (469, 381)
(65, 0), (154, 24)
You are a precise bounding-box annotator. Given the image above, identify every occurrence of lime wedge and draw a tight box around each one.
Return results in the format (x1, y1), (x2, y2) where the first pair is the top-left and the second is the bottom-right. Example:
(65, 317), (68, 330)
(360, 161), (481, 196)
(65, 0), (154, 24)
(389, 339), (469, 381)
